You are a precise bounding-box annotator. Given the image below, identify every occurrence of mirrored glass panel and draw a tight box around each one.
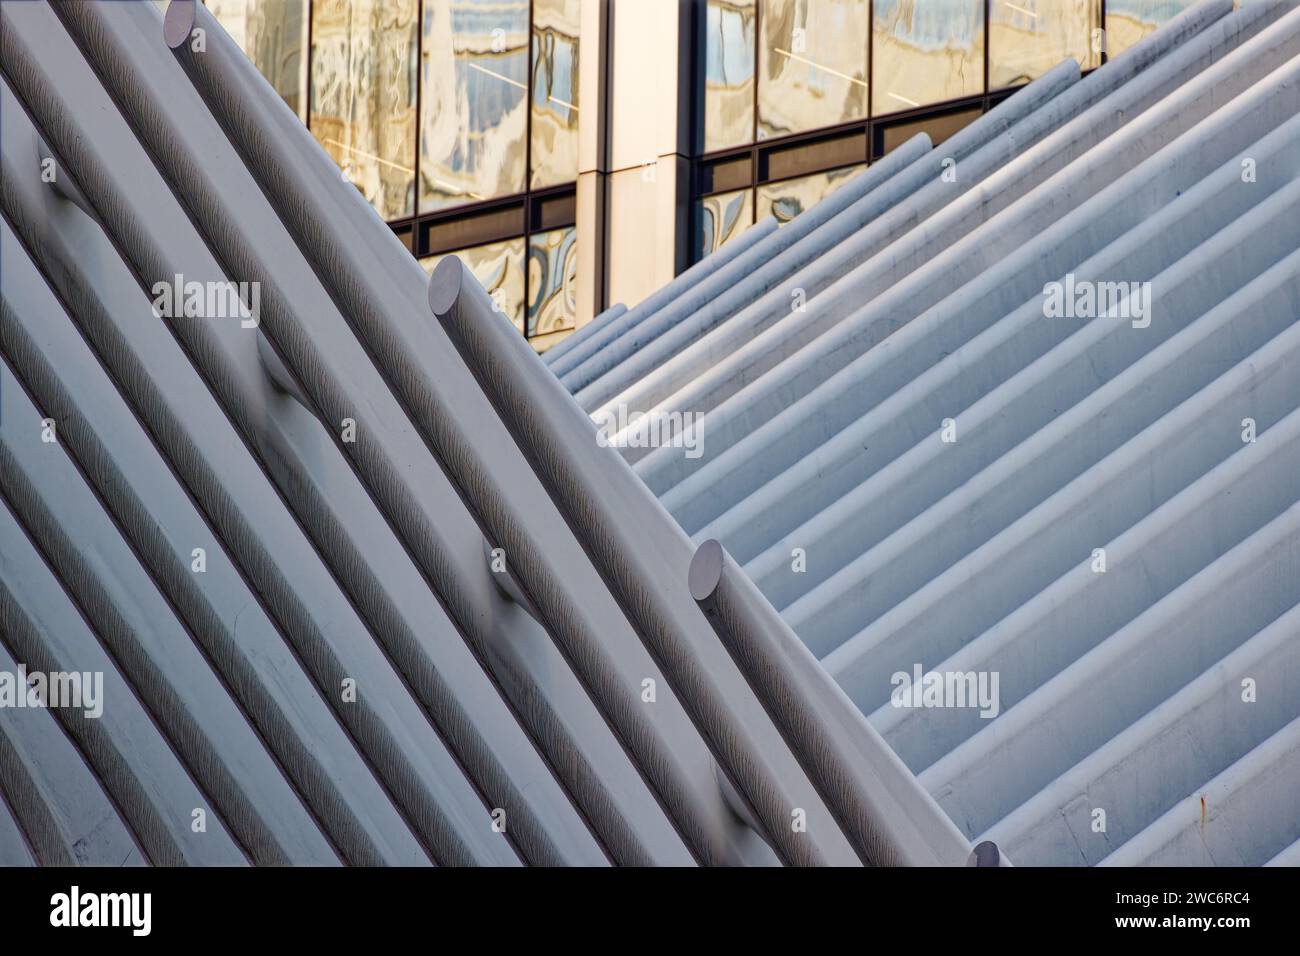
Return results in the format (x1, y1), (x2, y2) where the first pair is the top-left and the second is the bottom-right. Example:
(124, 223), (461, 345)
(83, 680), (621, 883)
(872, 0), (983, 116)
(697, 188), (755, 259)
(705, 0), (757, 152)
(310, 0), (418, 221)
(877, 103), (981, 154)
(530, 0), (581, 188)
(422, 237), (526, 332)
(758, 0), (869, 141)
(527, 226), (578, 348)
(208, 0), (308, 120)
(1106, 0), (1198, 57)
(420, 0), (529, 213)
(756, 164), (864, 225)
(989, 0), (1101, 90)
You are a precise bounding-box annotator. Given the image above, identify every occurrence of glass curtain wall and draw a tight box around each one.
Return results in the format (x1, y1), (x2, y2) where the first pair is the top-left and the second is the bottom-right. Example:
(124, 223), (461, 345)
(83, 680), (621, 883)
(1105, 0), (1200, 56)
(204, 1), (1209, 324)
(310, 0), (418, 221)
(703, 0), (757, 153)
(206, 0), (310, 119)
(418, 0), (529, 212)
(873, 0), (983, 114)
(697, 0), (1153, 260)
(208, 0), (579, 351)
(989, 0), (1101, 89)
(757, 0), (870, 140)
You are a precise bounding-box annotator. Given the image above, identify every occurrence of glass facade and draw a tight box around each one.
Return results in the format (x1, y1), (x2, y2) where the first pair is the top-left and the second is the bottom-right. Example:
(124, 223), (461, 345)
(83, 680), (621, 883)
(419, 0), (529, 213)
(872, 0), (984, 115)
(989, 0), (1101, 90)
(756, 163), (865, 224)
(530, 0), (581, 189)
(207, 0), (577, 349)
(758, 0), (870, 140)
(697, 162), (865, 258)
(207, 0), (309, 119)
(702, 0), (1120, 159)
(704, 0), (757, 153)
(217, 0), (574, 351)
(697, 187), (755, 259)
(695, 0), (1152, 268)
(209, 0), (1207, 331)
(305, 0), (580, 222)
(527, 225), (579, 345)
(309, 0), (418, 221)
(1106, 0), (1199, 56)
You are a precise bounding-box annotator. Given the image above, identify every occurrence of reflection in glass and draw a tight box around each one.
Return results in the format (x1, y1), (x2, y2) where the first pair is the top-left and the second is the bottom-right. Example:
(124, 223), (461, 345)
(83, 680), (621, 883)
(756, 164), (864, 225)
(697, 188), (755, 259)
(527, 226), (578, 348)
(758, 0), (869, 140)
(531, 0), (581, 188)
(872, 0), (983, 116)
(208, 0), (308, 119)
(1106, 0), (1198, 57)
(705, 0), (756, 152)
(310, 0), (418, 221)
(420, 0), (529, 212)
(879, 103), (981, 153)
(989, 0), (1100, 90)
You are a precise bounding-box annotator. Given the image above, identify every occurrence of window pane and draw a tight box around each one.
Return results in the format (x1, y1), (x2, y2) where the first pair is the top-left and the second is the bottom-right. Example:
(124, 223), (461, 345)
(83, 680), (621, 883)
(872, 0), (983, 116)
(989, 0), (1101, 90)
(705, 0), (757, 152)
(1106, 0), (1199, 57)
(876, 103), (982, 155)
(310, 0), (418, 221)
(527, 226), (578, 349)
(530, 0), (581, 188)
(208, 0), (308, 120)
(756, 164), (865, 225)
(422, 237), (526, 332)
(697, 188), (755, 259)
(758, 0), (869, 141)
(420, 0), (529, 213)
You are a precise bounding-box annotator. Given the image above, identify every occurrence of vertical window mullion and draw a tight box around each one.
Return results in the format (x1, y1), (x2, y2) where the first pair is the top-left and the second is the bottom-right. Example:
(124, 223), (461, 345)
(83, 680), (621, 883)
(983, 0), (991, 96)
(413, 0), (423, 246)
(304, 0), (314, 131)
(525, 0), (536, 340)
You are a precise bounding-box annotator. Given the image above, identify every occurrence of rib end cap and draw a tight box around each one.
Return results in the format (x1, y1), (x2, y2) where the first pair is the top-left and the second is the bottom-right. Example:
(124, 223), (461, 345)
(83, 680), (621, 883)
(427, 255), (465, 317)
(163, 1), (197, 50)
(689, 539), (724, 603)
(967, 841), (1001, 867)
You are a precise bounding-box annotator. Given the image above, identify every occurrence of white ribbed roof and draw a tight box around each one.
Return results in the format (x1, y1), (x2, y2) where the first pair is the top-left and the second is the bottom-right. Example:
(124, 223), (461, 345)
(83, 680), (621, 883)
(557, 0), (1300, 866)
